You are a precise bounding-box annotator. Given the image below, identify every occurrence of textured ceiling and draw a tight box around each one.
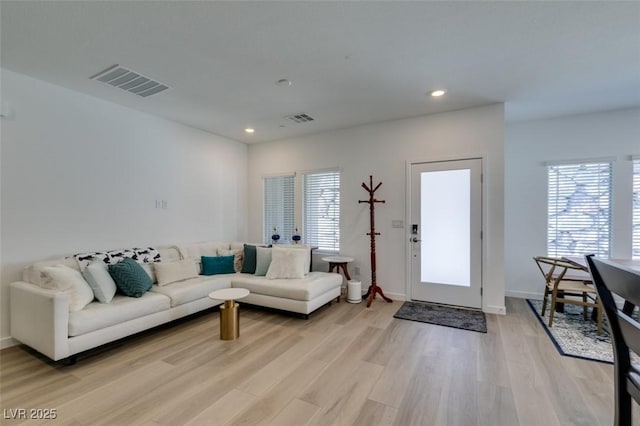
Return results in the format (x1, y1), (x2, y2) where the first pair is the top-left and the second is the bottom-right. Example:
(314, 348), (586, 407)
(2, 1), (639, 143)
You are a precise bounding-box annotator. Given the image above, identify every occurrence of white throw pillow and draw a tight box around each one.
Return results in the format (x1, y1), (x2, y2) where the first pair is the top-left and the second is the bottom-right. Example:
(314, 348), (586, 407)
(217, 248), (243, 272)
(23, 258), (79, 287)
(266, 247), (308, 279)
(140, 263), (157, 283)
(81, 259), (117, 303)
(154, 260), (199, 286)
(42, 265), (95, 312)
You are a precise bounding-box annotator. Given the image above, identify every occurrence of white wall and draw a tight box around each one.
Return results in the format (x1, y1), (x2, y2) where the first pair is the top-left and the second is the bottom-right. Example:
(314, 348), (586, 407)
(0, 69), (248, 344)
(248, 104), (505, 314)
(505, 108), (640, 299)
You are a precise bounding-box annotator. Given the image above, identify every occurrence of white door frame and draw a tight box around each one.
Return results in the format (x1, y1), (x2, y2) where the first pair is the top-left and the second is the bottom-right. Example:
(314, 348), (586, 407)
(405, 155), (488, 309)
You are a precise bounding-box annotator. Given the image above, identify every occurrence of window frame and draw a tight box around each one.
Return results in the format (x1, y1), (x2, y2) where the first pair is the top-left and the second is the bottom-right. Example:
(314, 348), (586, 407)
(546, 159), (613, 258)
(262, 173), (295, 245)
(302, 168), (341, 254)
(633, 158), (640, 259)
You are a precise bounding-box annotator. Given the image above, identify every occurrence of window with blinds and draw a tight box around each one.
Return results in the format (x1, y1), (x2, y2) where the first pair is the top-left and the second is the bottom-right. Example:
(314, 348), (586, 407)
(263, 175), (295, 244)
(633, 159), (640, 259)
(303, 170), (341, 253)
(547, 162), (612, 258)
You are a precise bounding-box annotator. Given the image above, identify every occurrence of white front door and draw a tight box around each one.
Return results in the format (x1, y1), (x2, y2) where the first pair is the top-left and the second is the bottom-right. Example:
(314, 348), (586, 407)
(409, 159), (482, 309)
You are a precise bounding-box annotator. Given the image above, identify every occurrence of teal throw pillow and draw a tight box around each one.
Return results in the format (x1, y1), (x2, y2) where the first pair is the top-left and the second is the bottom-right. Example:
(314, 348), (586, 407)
(254, 246), (272, 276)
(241, 244), (257, 273)
(108, 257), (153, 298)
(202, 255), (235, 275)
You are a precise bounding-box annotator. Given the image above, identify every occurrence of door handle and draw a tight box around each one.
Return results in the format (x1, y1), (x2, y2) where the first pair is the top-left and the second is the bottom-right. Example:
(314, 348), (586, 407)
(411, 237), (421, 243)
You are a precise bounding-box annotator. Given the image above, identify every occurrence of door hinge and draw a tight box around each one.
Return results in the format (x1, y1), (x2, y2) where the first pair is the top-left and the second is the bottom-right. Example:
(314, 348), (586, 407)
(480, 230), (483, 240)
(480, 173), (483, 184)
(480, 287), (483, 296)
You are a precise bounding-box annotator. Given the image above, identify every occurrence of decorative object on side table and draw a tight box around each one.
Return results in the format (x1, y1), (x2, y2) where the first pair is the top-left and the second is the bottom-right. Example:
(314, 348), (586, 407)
(292, 227), (301, 244)
(359, 175), (392, 307)
(271, 227), (280, 244)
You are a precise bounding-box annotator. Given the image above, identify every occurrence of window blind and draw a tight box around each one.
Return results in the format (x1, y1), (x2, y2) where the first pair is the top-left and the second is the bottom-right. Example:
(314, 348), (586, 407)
(263, 175), (295, 244)
(303, 170), (340, 253)
(633, 160), (640, 259)
(547, 162), (612, 258)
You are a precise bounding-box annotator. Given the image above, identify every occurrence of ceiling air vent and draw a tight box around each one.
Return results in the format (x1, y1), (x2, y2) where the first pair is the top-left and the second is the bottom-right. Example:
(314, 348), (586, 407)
(90, 64), (169, 97)
(285, 113), (315, 124)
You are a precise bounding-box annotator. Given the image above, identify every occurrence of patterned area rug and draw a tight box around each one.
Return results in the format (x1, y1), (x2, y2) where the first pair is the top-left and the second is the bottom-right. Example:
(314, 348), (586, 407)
(393, 301), (487, 333)
(526, 299), (614, 364)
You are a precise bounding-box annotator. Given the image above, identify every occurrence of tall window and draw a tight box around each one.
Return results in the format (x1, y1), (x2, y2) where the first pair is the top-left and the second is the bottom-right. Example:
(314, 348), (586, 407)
(263, 175), (294, 244)
(303, 170), (341, 253)
(547, 162), (612, 257)
(633, 159), (640, 259)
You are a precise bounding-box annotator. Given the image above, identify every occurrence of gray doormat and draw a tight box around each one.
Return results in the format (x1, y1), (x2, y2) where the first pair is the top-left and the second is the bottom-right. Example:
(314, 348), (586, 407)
(394, 301), (487, 333)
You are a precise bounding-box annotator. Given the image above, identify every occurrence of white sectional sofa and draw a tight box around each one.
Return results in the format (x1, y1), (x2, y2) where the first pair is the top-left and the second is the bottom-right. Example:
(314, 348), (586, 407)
(9, 241), (342, 362)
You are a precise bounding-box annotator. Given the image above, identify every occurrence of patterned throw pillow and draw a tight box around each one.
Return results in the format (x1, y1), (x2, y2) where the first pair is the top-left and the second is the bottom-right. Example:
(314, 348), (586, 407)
(75, 247), (161, 270)
(106, 247), (161, 264)
(108, 258), (153, 298)
(133, 247), (161, 263)
(201, 256), (235, 275)
(74, 252), (110, 270)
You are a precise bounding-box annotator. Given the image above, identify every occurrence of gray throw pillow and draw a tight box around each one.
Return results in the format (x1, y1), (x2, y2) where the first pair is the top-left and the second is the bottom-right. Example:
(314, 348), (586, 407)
(82, 259), (117, 303)
(254, 247), (272, 276)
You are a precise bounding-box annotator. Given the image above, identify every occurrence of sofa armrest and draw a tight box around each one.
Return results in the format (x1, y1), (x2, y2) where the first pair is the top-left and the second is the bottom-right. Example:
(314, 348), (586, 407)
(10, 281), (70, 361)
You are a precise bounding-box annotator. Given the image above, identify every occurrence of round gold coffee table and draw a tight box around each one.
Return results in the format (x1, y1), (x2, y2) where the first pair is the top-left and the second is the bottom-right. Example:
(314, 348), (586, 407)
(208, 288), (249, 340)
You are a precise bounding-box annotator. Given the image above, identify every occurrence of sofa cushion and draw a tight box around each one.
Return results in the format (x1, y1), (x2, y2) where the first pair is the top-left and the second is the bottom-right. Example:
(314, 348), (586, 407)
(202, 256), (235, 275)
(42, 264), (95, 311)
(154, 259), (199, 286)
(68, 292), (170, 337)
(82, 259), (117, 303)
(149, 276), (232, 307)
(266, 247), (307, 279)
(108, 258), (153, 297)
(231, 272), (342, 301)
(255, 247), (272, 276)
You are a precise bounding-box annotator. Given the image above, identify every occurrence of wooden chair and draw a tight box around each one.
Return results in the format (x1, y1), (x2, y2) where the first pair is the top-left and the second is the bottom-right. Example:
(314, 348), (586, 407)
(587, 255), (640, 426)
(533, 256), (603, 335)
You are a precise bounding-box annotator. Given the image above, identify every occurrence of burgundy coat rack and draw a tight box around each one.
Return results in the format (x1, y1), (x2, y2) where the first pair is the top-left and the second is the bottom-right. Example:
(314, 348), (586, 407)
(359, 175), (392, 308)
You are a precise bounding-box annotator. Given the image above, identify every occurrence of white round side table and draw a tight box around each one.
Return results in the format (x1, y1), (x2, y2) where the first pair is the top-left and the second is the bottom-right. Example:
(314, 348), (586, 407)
(208, 288), (249, 340)
(321, 256), (355, 280)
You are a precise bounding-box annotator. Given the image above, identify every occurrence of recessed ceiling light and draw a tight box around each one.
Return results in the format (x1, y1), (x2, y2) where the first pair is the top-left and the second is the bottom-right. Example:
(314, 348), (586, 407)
(429, 89), (447, 97)
(245, 128), (255, 134)
(276, 79), (292, 87)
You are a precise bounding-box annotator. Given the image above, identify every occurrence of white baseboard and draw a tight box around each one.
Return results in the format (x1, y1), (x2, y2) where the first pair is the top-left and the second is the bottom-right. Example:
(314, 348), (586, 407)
(384, 292), (406, 301)
(505, 290), (543, 300)
(484, 305), (506, 315)
(1, 336), (19, 350)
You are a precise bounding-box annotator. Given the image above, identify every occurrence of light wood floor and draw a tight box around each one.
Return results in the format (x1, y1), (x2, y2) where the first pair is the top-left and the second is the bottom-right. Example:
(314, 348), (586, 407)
(1, 297), (637, 426)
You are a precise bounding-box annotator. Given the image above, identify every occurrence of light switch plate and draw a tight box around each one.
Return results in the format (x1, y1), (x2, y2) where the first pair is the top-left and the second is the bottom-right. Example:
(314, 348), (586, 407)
(392, 220), (404, 228)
